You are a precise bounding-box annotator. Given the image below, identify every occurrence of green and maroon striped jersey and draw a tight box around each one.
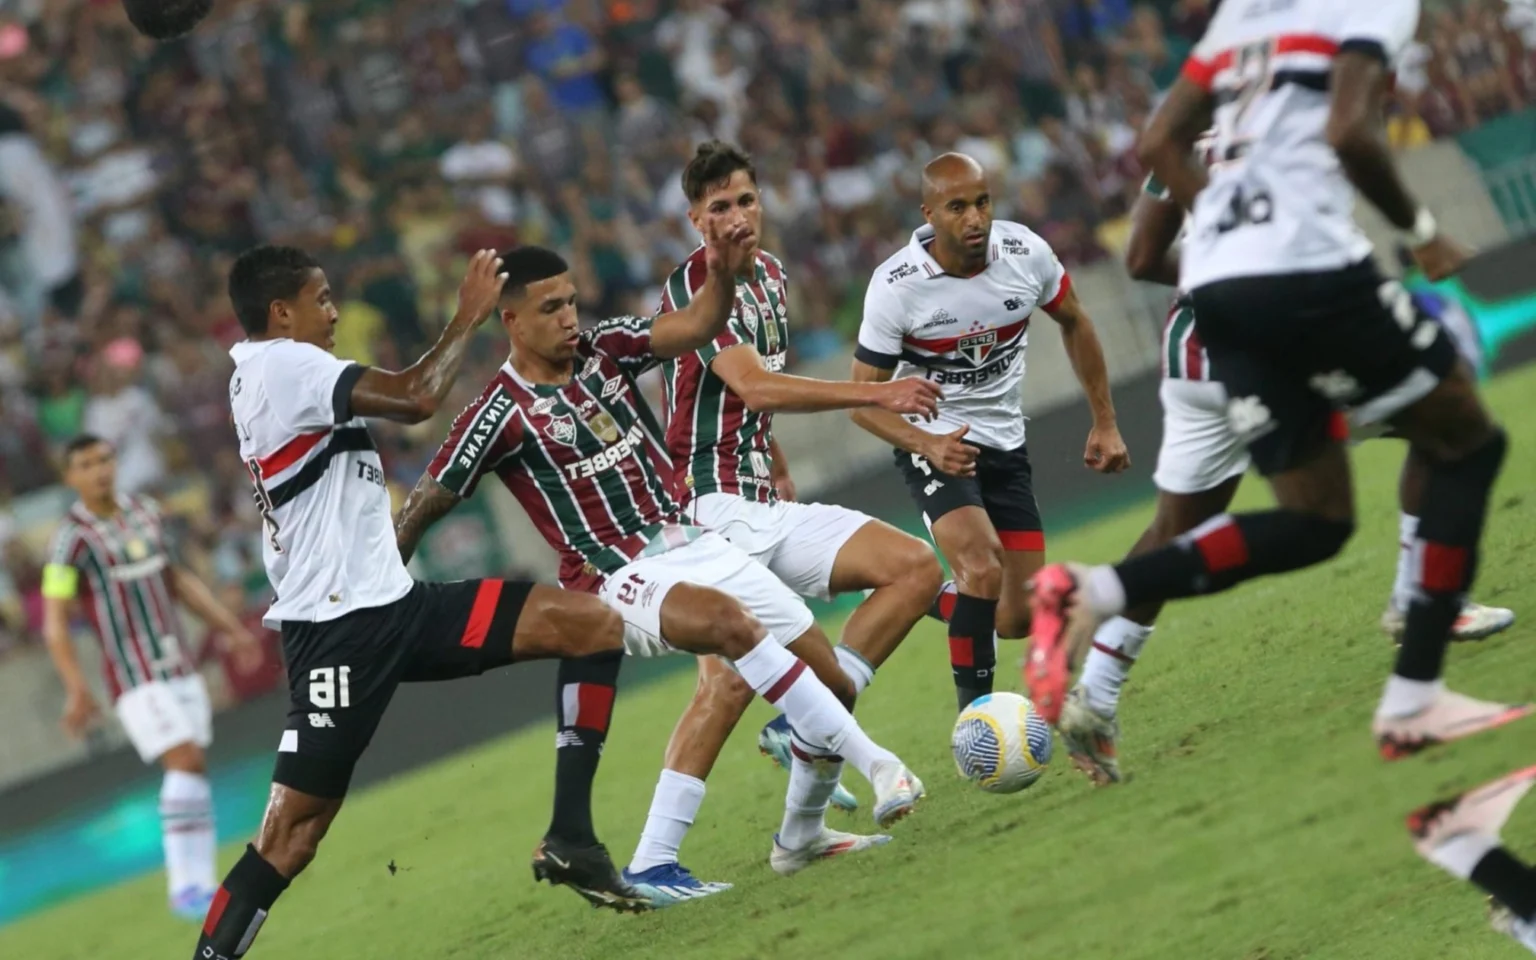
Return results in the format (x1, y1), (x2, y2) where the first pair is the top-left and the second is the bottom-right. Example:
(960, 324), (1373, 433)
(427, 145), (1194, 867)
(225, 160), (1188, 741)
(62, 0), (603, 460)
(1142, 174), (1210, 382)
(428, 315), (683, 592)
(44, 495), (189, 700)
(659, 247), (789, 506)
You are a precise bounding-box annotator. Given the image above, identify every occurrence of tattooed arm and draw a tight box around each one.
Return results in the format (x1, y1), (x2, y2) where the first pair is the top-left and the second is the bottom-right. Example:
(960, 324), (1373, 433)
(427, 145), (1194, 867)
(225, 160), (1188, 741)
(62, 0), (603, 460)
(395, 475), (464, 565)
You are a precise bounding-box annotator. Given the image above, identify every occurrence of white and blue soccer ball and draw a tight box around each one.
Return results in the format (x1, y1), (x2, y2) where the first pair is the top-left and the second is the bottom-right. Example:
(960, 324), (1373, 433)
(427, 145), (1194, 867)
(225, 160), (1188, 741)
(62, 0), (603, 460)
(951, 692), (1053, 794)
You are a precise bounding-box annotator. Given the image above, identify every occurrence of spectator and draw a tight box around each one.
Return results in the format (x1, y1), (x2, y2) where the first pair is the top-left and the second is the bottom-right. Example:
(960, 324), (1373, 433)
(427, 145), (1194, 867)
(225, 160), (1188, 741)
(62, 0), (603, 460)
(81, 338), (168, 495)
(524, 11), (607, 119)
(439, 106), (519, 226)
(0, 100), (80, 324)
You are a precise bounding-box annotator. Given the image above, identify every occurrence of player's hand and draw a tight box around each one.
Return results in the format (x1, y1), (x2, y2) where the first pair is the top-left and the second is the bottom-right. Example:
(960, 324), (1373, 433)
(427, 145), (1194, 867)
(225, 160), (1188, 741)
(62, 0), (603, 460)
(1084, 422), (1130, 474)
(702, 217), (755, 277)
(874, 378), (943, 419)
(922, 426), (978, 478)
(61, 687), (101, 739)
(773, 470), (797, 502)
(455, 249), (508, 324)
(1412, 235), (1470, 282)
(228, 627), (264, 673)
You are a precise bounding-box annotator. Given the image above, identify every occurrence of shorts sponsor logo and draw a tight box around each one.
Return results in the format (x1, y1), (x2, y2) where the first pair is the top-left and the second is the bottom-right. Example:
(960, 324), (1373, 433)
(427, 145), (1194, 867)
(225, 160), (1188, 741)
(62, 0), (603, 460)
(1227, 395), (1275, 441)
(545, 413), (578, 446)
(309, 713), (334, 728)
(1309, 370), (1361, 402)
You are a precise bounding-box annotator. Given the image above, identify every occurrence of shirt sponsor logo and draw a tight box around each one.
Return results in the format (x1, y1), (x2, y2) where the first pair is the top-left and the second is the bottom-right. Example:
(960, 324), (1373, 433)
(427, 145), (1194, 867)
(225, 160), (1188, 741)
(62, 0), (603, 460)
(930, 349), (1018, 385)
(886, 262), (920, 284)
(762, 352), (787, 372)
(919, 309), (955, 330)
(580, 356), (602, 379)
(531, 396), (557, 416)
(564, 422), (647, 479)
(1000, 236), (1029, 256)
(457, 393), (514, 471)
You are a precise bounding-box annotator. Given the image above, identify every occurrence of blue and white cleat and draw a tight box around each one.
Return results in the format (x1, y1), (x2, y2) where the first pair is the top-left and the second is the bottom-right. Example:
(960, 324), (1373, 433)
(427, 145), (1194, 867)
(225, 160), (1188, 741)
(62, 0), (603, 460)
(621, 863), (733, 908)
(170, 886), (216, 923)
(758, 715), (859, 812)
(870, 760), (925, 829)
(770, 829), (892, 876)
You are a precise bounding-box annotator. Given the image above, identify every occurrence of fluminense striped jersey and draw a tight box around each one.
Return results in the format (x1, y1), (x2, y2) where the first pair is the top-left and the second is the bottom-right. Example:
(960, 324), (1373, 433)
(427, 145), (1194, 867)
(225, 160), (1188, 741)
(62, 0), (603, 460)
(428, 315), (682, 592)
(44, 495), (188, 700)
(659, 248), (789, 506)
(1141, 175), (1211, 383)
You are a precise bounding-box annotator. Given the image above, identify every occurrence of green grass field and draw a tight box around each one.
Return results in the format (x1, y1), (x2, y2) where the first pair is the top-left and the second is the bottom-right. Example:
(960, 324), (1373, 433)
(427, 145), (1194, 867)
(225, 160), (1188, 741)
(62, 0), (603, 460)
(9, 368), (1536, 960)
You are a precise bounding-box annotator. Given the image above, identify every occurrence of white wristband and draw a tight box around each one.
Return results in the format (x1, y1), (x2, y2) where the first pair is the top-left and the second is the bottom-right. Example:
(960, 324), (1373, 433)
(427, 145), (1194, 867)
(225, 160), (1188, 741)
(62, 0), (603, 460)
(1402, 208), (1438, 248)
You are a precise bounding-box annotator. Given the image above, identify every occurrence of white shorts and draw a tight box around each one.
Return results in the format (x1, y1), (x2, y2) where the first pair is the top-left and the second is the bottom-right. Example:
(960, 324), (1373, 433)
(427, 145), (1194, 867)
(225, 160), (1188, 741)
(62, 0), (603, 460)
(598, 530), (817, 657)
(115, 674), (213, 763)
(688, 493), (873, 601)
(1152, 377), (1251, 495)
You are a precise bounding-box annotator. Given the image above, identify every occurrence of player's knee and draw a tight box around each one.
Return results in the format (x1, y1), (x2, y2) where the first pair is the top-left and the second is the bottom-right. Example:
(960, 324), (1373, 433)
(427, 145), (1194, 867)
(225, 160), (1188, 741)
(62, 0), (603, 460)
(257, 815), (329, 878)
(1295, 512), (1355, 564)
(995, 605), (1031, 640)
(714, 604), (766, 660)
(897, 539), (945, 598)
(951, 544), (1003, 598)
(160, 742), (206, 774)
(553, 594), (625, 658)
(696, 657), (754, 710)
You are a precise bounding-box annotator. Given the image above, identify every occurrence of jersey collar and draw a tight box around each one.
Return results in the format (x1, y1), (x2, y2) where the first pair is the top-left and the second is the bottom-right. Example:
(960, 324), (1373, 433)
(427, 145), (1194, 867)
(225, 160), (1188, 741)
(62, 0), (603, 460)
(907, 223), (999, 278)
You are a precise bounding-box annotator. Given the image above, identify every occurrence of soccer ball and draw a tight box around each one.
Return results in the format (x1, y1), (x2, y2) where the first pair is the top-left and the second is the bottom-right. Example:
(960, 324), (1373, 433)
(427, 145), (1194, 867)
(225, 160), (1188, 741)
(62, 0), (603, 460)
(952, 692), (1053, 794)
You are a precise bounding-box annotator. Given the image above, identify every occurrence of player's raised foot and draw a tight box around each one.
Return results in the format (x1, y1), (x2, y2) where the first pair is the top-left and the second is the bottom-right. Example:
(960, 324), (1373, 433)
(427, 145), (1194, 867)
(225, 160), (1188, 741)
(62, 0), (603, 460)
(170, 886), (216, 924)
(1026, 563), (1101, 725)
(620, 862), (733, 908)
(770, 829), (893, 877)
(1380, 602), (1517, 643)
(870, 760), (925, 828)
(1057, 686), (1122, 786)
(758, 715), (859, 812)
(1408, 764), (1536, 856)
(531, 837), (651, 913)
(1490, 901), (1536, 955)
(1377, 691), (1535, 760)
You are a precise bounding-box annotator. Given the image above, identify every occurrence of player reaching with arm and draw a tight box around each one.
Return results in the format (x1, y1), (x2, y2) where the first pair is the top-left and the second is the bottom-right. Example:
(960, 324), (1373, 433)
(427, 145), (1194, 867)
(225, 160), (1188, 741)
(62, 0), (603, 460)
(626, 141), (945, 846)
(850, 152), (1129, 715)
(43, 435), (259, 923)
(1029, 0), (1528, 768)
(395, 235), (923, 909)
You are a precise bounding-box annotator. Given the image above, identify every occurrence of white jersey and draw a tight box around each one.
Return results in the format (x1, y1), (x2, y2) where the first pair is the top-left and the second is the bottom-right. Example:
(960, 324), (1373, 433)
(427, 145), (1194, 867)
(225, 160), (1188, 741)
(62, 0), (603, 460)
(1180, 0), (1420, 290)
(228, 338), (413, 627)
(857, 220), (1069, 451)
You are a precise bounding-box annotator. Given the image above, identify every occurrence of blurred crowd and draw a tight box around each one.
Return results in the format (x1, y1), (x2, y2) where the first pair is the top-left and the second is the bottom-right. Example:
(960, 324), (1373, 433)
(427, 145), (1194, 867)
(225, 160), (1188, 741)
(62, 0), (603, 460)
(0, 0), (1531, 675)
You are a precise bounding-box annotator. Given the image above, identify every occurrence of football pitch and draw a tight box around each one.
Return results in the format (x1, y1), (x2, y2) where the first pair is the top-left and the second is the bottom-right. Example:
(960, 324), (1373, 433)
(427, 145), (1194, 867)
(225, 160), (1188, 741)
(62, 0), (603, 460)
(9, 368), (1536, 960)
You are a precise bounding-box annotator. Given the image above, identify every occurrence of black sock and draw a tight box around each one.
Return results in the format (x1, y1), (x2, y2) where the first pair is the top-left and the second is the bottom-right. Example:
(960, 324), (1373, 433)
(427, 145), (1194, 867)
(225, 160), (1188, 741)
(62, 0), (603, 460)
(1471, 846), (1536, 921)
(1114, 511), (1354, 610)
(548, 650), (621, 846)
(1396, 430), (1506, 681)
(927, 580), (957, 623)
(192, 844), (290, 960)
(949, 594), (997, 711)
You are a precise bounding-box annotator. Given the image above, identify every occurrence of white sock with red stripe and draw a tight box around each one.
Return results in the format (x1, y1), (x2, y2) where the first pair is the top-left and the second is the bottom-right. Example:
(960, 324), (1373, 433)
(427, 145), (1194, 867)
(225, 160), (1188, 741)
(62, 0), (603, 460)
(1391, 513), (1420, 614)
(1080, 617), (1153, 715)
(778, 739), (843, 851)
(629, 770), (706, 873)
(161, 770), (217, 898)
(732, 639), (898, 782)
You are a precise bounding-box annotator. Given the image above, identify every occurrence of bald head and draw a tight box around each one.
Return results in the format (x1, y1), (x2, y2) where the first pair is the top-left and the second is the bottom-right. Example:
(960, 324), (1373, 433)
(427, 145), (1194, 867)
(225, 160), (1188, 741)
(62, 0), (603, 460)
(920, 153), (994, 274)
(921, 153), (988, 207)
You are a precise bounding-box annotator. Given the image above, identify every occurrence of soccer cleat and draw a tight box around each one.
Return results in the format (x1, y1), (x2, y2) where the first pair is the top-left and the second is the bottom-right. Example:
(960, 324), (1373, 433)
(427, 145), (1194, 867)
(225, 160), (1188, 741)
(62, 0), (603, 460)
(1380, 601), (1517, 643)
(1490, 902), (1536, 954)
(1057, 686), (1122, 786)
(1377, 690), (1535, 760)
(758, 715), (859, 811)
(870, 760), (925, 828)
(170, 886), (216, 924)
(770, 828), (892, 876)
(531, 837), (651, 913)
(620, 862), (733, 908)
(1407, 764), (1536, 857)
(1026, 563), (1101, 725)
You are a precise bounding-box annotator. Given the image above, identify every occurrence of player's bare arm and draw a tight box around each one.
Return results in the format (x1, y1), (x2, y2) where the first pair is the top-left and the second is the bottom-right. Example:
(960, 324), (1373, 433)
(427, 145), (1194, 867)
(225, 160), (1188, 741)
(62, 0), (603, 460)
(711, 343), (942, 416)
(1328, 49), (1467, 280)
(648, 220), (759, 359)
(768, 436), (796, 502)
(394, 475), (463, 564)
(1045, 287), (1129, 473)
(42, 593), (99, 737)
(849, 359), (977, 477)
(347, 250), (509, 423)
(170, 565), (261, 666)
(1124, 188), (1185, 287)
(1136, 77), (1214, 212)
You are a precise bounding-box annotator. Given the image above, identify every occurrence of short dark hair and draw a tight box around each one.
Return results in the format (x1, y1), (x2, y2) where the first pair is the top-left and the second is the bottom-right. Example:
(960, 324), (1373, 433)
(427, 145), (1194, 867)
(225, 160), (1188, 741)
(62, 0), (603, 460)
(122, 0), (213, 40)
(681, 140), (756, 204)
(497, 246), (571, 301)
(228, 245), (322, 336)
(63, 434), (111, 467)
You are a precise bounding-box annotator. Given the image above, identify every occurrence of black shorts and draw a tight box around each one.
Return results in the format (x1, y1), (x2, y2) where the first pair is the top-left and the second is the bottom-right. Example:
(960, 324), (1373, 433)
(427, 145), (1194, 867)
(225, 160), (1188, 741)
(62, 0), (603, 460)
(274, 579), (533, 798)
(1191, 259), (1460, 477)
(895, 442), (1045, 551)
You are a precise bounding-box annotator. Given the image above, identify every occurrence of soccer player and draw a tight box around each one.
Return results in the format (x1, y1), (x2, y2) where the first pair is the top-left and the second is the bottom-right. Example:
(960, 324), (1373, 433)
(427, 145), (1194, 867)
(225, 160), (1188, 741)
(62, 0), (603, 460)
(1062, 169), (1515, 785)
(617, 140), (945, 885)
(1030, 0), (1530, 758)
(193, 246), (653, 960)
(394, 240), (923, 907)
(851, 151), (1129, 715)
(43, 434), (259, 922)
(121, 0), (211, 40)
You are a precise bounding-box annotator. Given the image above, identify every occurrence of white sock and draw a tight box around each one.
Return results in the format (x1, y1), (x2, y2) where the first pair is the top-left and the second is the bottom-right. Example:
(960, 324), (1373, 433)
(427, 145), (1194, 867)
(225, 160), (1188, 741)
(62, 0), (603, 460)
(834, 645), (875, 695)
(779, 754), (843, 851)
(1378, 674), (1444, 719)
(1080, 617), (1153, 715)
(629, 769), (706, 873)
(732, 639), (898, 782)
(160, 770), (217, 897)
(1425, 831), (1500, 880)
(1391, 513), (1420, 614)
(1084, 565), (1128, 619)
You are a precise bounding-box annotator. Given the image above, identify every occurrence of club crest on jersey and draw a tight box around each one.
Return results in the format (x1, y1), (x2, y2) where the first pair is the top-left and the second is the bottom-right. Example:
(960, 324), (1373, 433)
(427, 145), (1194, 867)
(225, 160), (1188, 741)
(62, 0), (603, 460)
(531, 396), (557, 416)
(544, 412), (578, 446)
(587, 410), (621, 444)
(601, 376), (625, 400)
(740, 301), (759, 335)
(580, 356), (602, 379)
(958, 330), (998, 366)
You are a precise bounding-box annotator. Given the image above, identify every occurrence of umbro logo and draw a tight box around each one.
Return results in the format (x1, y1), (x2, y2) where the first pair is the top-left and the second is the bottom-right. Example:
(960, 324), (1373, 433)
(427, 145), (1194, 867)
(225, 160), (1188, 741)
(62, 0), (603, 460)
(1003, 298), (1024, 311)
(309, 713), (334, 728)
(601, 376), (625, 400)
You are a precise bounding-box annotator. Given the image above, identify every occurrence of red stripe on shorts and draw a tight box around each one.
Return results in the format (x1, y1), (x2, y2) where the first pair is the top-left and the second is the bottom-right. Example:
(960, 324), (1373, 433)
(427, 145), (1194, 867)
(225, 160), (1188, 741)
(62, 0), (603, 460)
(998, 530), (1045, 552)
(459, 580), (504, 650)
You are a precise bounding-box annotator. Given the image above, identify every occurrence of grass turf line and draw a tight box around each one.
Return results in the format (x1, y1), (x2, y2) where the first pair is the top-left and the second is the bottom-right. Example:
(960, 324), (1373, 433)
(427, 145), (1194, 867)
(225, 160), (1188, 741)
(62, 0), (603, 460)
(7, 366), (1536, 960)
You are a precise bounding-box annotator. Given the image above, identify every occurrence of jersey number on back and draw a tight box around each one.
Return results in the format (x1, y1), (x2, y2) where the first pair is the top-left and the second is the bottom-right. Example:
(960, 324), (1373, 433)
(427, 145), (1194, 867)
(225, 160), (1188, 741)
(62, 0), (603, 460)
(1214, 40), (1276, 234)
(246, 458), (283, 554)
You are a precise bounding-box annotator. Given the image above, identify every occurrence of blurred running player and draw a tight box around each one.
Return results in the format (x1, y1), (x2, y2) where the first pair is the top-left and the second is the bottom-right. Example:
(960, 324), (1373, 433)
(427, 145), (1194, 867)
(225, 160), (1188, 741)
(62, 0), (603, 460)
(395, 238), (923, 909)
(44, 434), (259, 922)
(852, 152), (1129, 714)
